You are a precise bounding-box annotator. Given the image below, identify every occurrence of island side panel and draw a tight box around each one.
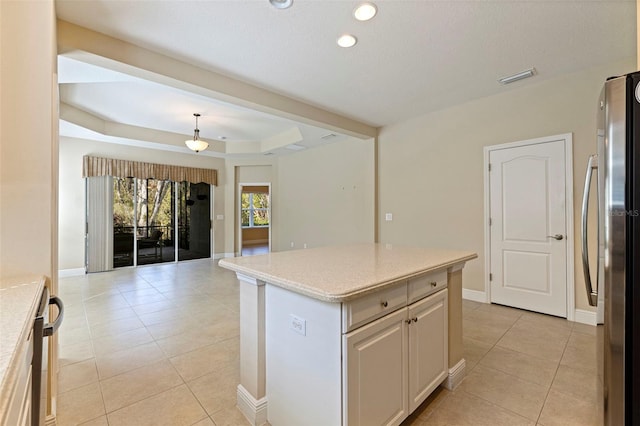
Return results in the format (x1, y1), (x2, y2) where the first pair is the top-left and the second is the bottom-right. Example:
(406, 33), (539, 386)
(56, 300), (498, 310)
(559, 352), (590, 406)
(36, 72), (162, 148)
(444, 265), (465, 389)
(236, 273), (268, 426)
(266, 284), (342, 426)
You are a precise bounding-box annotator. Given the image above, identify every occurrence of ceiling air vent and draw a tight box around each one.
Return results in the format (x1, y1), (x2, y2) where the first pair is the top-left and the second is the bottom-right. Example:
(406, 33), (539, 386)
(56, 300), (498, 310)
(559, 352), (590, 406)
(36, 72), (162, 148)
(285, 144), (305, 151)
(321, 133), (338, 140)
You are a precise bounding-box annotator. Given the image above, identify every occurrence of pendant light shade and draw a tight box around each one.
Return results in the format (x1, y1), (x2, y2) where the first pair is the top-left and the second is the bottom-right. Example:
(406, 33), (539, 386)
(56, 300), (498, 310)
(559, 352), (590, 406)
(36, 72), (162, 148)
(269, 0), (293, 9)
(185, 113), (209, 153)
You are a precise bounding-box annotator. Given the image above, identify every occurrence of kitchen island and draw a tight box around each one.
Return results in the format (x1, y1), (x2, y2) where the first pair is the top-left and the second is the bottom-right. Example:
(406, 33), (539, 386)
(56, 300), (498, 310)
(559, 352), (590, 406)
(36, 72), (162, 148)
(219, 243), (476, 426)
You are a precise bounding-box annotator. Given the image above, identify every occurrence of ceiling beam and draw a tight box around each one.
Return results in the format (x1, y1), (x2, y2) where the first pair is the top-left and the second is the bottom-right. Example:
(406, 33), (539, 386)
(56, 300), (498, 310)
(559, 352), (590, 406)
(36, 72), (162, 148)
(57, 20), (378, 140)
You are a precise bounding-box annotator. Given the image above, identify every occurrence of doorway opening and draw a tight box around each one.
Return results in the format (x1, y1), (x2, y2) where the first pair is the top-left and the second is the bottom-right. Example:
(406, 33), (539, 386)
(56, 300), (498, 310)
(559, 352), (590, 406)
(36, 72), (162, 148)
(239, 184), (270, 256)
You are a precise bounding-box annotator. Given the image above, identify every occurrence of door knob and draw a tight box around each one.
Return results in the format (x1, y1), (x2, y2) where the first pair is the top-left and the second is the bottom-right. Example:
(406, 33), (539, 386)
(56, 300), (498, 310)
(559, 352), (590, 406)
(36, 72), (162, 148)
(548, 234), (564, 240)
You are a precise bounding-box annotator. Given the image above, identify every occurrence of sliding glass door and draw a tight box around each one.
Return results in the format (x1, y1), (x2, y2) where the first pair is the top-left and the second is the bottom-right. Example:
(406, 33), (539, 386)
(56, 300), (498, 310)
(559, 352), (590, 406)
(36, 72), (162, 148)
(178, 182), (211, 261)
(111, 178), (210, 268)
(113, 177), (135, 267)
(136, 179), (174, 265)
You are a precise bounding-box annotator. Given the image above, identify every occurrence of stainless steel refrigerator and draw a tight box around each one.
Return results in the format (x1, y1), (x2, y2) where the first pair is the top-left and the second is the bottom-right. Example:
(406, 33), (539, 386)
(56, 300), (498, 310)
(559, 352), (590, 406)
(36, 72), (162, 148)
(582, 71), (640, 426)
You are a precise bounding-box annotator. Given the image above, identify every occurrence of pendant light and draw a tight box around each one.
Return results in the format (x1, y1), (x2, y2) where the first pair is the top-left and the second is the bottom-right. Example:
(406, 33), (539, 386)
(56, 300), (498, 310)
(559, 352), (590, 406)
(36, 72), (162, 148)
(185, 113), (209, 153)
(269, 0), (293, 9)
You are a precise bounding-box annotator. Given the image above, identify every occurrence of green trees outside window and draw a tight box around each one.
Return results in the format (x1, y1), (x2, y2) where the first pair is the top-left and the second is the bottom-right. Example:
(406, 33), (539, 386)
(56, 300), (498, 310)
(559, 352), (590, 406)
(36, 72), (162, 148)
(241, 193), (269, 227)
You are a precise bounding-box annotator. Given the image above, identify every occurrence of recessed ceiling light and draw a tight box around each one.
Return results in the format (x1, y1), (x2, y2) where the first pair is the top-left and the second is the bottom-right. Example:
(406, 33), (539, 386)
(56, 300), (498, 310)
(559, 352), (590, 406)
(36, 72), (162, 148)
(498, 68), (536, 85)
(269, 0), (292, 9)
(337, 34), (357, 48)
(354, 3), (377, 21)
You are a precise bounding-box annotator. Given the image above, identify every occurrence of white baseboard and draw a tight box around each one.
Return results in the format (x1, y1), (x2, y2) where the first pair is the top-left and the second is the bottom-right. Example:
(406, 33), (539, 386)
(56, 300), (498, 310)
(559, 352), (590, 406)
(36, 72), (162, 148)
(443, 358), (466, 390)
(237, 385), (268, 426)
(574, 309), (597, 326)
(462, 289), (487, 303)
(214, 252), (236, 260)
(58, 268), (85, 278)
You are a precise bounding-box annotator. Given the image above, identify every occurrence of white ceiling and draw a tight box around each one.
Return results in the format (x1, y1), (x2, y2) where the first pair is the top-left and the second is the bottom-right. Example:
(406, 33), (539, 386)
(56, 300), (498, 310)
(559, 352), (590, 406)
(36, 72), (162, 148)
(55, 0), (636, 156)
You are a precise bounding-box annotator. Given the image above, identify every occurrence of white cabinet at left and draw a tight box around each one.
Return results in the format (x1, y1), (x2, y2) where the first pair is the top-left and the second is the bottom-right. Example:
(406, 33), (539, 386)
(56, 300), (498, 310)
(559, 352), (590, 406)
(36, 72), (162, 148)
(0, 277), (46, 426)
(4, 328), (33, 426)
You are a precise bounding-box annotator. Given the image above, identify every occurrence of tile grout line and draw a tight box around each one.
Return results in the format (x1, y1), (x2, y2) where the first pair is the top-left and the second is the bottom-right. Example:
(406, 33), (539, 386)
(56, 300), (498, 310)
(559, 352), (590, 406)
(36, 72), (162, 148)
(461, 309), (555, 424)
(532, 323), (573, 425)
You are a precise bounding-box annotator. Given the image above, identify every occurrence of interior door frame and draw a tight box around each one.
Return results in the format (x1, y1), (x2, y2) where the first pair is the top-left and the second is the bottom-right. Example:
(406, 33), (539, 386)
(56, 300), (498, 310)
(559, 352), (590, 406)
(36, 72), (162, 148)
(238, 182), (272, 255)
(483, 133), (575, 320)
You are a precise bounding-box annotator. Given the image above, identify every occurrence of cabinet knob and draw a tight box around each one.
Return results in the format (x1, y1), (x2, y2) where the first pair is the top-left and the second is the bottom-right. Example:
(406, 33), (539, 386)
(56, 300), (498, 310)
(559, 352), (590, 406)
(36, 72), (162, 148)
(430, 281), (437, 287)
(412, 317), (418, 323)
(381, 301), (388, 308)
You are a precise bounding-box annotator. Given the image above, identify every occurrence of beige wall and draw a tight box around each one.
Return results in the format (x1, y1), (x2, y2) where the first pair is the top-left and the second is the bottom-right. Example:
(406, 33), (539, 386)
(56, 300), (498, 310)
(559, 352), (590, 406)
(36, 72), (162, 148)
(60, 136), (376, 263)
(0, 0), (58, 280)
(58, 137), (226, 270)
(378, 58), (635, 312)
(274, 137), (375, 252)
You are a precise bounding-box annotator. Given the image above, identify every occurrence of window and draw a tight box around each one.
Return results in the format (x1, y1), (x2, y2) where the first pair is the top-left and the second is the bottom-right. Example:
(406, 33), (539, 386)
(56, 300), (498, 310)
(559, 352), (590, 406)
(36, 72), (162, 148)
(242, 193), (269, 228)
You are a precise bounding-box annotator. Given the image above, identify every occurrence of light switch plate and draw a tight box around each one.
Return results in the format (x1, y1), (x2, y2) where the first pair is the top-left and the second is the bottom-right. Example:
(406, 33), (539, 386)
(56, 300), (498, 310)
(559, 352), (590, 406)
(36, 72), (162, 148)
(385, 213), (393, 221)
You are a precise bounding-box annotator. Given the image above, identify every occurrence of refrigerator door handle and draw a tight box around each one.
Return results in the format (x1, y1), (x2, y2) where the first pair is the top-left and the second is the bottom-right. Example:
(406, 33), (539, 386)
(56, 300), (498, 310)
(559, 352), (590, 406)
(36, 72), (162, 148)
(43, 296), (64, 337)
(581, 154), (599, 306)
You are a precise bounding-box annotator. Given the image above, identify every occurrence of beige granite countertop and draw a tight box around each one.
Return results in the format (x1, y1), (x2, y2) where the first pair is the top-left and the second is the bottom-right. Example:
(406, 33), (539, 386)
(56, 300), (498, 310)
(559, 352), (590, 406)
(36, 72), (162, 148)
(219, 243), (477, 302)
(0, 276), (46, 420)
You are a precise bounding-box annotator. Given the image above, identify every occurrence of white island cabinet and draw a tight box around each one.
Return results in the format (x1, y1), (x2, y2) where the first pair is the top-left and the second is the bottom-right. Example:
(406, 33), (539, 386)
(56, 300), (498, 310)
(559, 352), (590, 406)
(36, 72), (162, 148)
(219, 243), (476, 426)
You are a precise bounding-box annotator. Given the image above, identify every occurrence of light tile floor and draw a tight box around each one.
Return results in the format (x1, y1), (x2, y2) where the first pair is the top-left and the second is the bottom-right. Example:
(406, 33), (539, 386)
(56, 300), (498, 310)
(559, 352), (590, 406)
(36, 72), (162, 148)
(57, 261), (599, 426)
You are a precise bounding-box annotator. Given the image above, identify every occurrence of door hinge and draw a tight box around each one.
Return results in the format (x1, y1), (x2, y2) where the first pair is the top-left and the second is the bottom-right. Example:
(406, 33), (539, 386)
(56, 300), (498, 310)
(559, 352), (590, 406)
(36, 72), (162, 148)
(489, 273), (493, 281)
(489, 218), (492, 226)
(488, 163), (492, 172)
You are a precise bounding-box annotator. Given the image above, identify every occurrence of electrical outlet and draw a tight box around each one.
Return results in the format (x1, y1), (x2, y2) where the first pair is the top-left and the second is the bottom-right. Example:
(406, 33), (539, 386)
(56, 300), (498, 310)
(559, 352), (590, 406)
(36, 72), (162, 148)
(290, 314), (306, 336)
(216, 214), (224, 220)
(290, 242), (295, 248)
(303, 243), (307, 249)
(385, 213), (393, 221)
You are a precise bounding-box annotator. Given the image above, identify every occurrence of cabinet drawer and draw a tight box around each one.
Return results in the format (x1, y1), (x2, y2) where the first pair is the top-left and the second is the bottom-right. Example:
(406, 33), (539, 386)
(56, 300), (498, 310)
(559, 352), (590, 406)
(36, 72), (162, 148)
(342, 282), (407, 333)
(408, 270), (447, 304)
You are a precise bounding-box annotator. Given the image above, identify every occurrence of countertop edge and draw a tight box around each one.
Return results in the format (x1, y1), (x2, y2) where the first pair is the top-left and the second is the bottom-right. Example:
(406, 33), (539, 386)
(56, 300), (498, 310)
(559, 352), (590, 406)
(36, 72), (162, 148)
(0, 276), (46, 424)
(219, 253), (477, 303)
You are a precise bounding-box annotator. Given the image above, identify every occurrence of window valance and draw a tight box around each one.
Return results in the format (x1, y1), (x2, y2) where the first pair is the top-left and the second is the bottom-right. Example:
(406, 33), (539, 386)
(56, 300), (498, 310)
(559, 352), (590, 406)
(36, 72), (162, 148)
(83, 156), (217, 186)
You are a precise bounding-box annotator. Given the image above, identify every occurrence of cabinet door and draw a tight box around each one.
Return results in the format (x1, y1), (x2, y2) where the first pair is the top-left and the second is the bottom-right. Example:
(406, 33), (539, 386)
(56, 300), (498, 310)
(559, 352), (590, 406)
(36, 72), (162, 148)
(343, 308), (408, 426)
(408, 288), (448, 412)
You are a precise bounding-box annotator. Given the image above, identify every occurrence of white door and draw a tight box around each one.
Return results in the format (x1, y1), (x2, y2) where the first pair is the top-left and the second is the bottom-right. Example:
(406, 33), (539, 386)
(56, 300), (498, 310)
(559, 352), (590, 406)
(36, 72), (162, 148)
(489, 139), (568, 317)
